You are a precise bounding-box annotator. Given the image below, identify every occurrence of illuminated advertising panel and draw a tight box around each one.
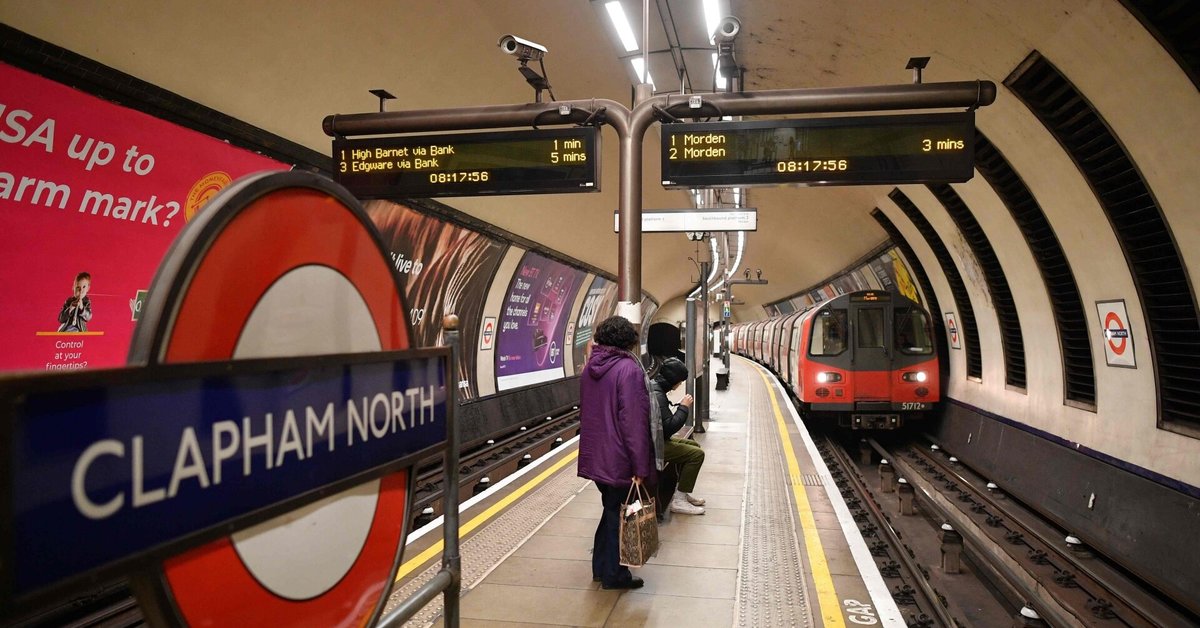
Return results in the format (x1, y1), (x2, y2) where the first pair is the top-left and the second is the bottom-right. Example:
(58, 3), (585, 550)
(495, 252), (586, 390)
(0, 62), (286, 372)
(572, 275), (619, 373)
(365, 201), (506, 399)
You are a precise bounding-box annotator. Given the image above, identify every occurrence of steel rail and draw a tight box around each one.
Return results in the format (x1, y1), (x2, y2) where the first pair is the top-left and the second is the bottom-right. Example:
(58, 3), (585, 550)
(880, 441), (1161, 627)
(822, 436), (954, 627)
(913, 444), (1194, 628)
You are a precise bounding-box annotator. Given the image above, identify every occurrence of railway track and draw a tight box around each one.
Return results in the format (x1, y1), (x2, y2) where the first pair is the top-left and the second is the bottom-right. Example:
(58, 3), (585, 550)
(817, 429), (1199, 627)
(409, 407), (580, 524)
(883, 438), (1195, 627)
(817, 435), (951, 627)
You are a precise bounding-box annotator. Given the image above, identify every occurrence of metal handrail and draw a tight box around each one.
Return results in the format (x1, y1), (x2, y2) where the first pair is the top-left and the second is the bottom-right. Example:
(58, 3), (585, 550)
(376, 315), (463, 628)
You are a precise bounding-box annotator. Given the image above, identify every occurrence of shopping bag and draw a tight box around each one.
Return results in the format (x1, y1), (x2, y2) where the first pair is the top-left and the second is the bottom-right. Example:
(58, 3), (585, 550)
(618, 479), (659, 567)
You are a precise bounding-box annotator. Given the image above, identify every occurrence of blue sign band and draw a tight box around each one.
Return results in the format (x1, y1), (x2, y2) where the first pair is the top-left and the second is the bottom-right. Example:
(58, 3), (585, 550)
(4, 351), (448, 599)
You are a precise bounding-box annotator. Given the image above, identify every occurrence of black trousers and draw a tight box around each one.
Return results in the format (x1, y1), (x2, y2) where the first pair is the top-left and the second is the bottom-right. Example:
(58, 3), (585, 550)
(592, 482), (633, 586)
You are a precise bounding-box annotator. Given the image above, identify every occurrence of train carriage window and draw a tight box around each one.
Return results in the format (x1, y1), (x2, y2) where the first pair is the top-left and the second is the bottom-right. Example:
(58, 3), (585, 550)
(810, 309), (848, 356)
(894, 307), (934, 355)
(857, 308), (885, 348)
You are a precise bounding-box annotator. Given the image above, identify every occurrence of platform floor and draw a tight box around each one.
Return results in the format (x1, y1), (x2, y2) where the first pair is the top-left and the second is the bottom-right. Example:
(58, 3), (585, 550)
(390, 356), (904, 627)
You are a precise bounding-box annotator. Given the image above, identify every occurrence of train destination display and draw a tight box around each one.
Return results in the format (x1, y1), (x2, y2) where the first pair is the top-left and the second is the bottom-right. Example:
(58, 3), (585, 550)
(334, 127), (599, 198)
(661, 112), (974, 187)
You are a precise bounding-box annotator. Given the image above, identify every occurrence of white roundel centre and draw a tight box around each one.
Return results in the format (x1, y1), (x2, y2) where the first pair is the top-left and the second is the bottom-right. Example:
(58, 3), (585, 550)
(230, 265), (383, 600)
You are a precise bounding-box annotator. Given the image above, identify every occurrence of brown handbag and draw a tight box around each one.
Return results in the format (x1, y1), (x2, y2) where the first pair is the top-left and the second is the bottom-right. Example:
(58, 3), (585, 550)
(618, 479), (660, 567)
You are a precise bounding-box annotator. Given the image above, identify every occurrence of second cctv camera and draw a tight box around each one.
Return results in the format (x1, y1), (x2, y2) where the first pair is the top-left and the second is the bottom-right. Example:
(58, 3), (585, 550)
(498, 34), (547, 62)
(714, 16), (741, 43)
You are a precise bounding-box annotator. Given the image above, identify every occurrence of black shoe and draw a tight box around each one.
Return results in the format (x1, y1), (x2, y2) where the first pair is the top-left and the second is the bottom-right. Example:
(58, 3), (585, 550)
(593, 576), (600, 582)
(601, 576), (644, 590)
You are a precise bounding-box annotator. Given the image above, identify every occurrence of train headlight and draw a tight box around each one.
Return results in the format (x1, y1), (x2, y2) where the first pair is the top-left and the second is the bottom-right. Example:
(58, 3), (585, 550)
(816, 371), (842, 383)
(902, 371), (928, 383)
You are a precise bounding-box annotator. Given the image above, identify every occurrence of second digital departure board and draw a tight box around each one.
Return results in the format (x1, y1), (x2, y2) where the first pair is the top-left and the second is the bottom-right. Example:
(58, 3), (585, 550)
(334, 127), (599, 198)
(661, 112), (974, 188)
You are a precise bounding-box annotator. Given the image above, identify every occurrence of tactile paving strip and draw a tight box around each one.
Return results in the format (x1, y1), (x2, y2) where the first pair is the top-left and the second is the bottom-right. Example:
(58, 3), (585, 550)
(383, 460), (590, 627)
(735, 361), (814, 628)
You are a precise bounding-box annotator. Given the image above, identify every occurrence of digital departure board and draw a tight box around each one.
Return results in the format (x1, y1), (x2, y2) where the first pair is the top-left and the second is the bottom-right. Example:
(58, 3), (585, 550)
(851, 291), (892, 302)
(334, 127), (599, 198)
(660, 112), (974, 188)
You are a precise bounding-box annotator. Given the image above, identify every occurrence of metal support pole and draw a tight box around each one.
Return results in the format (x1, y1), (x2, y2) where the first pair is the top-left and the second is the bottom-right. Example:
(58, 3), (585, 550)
(684, 297), (697, 429)
(722, 319), (731, 369)
(641, 0), (649, 98)
(695, 260), (710, 431)
(375, 315), (462, 628)
(442, 315), (462, 627)
(722, 288), (732, 377)
(618, 114), (642, 307)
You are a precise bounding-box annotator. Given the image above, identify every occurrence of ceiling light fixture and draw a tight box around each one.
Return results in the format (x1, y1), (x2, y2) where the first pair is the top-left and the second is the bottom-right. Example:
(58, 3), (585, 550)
(631, 57), (655, 87)
(727, 231), (744, 279)
(703, 0), (722, 44)
(604, 1), (640, 52)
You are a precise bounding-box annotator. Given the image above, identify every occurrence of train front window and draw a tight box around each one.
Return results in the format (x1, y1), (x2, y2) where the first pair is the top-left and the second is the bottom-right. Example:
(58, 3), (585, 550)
(857, 308), (885, 348)
(810, 309), (847, 356)
(894, 308), (934, 355)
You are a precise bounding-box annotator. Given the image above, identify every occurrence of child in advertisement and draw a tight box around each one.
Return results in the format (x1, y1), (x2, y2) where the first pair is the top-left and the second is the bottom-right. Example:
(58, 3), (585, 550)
(57, 272), (93, 332)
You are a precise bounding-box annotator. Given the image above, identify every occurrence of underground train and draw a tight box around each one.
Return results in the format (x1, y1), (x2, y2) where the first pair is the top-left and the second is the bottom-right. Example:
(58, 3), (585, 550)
(732, 290), (939, 429)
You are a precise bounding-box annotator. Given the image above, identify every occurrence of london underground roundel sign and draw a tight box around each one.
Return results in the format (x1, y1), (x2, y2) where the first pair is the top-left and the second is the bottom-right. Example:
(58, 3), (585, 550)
(1095, 299), (1136, 368)
(130, 171), (416, 626)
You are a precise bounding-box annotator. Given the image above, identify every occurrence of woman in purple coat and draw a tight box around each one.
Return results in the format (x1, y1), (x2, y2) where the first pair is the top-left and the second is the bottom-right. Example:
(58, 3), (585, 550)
(578, 316), (655, 590)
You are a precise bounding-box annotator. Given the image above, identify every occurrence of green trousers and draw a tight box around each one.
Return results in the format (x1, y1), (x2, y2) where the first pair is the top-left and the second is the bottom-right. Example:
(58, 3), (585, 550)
(664, 437), (705, 493)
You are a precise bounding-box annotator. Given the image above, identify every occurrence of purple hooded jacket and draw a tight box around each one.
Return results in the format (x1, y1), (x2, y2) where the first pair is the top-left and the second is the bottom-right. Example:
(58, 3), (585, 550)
(577, 344), (655, 486)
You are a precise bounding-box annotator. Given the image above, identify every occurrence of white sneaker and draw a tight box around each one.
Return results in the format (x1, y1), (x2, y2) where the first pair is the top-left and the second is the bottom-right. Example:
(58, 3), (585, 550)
(670, 493), (705, 515)
(684, 493), (705, 507)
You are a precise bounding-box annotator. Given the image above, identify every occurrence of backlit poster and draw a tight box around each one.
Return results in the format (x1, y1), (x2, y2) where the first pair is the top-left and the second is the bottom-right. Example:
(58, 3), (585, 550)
(770, 246), (921, 315)
(495, 251), (586, 391)
(888, 250), (920, 304)
(365, 200), (506, 399)
(0, 63), (286, 372)
(572, 275), (619, 373)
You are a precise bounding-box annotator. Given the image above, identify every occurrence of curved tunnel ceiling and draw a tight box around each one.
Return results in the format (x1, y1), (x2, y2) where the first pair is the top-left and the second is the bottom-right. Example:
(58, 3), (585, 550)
(2, 1), (1196, 325)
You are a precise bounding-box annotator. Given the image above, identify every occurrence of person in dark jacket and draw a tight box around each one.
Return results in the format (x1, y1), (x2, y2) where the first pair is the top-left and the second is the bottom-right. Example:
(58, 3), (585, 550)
(651, 358), (707, 515)
(578, 316), (654, 590)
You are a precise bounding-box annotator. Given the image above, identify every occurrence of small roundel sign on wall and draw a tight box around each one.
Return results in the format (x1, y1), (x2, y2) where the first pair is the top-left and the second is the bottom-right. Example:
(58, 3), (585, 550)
(1095, 299), (1136, 368)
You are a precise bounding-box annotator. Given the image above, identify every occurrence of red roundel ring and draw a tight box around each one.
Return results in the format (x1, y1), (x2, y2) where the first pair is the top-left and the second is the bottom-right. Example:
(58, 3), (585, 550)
(130, 171), (412, 626)
(1105, 311), (1127, 355)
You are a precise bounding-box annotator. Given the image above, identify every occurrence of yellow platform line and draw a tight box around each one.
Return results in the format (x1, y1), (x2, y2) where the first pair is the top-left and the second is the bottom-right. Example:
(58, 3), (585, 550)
(394, 448), (580, 583)
(758, 368), (845, 628)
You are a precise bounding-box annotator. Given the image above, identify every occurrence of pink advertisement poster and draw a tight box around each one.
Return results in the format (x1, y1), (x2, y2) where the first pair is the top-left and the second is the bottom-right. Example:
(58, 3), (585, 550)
(0, 63), (286, 372)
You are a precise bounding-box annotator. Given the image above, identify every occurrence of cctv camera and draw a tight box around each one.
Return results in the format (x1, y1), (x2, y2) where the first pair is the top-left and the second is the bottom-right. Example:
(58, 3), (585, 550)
(714, 16), (741, 43)
(498, 34), (547, 62)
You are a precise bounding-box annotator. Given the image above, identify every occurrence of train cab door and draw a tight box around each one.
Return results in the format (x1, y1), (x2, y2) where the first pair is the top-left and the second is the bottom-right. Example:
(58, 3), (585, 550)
(788, 314), (804, 388)
(850, 297), (892, 401)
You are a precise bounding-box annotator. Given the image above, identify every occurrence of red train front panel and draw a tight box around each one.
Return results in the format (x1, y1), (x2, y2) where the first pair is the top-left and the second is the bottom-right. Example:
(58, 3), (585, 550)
(793, 291), (939, 428)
